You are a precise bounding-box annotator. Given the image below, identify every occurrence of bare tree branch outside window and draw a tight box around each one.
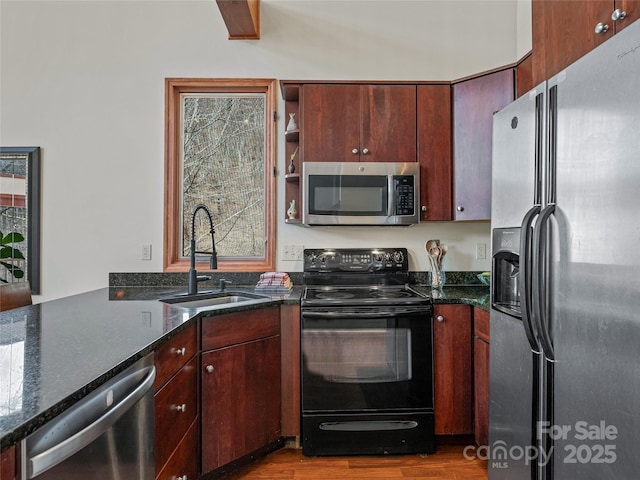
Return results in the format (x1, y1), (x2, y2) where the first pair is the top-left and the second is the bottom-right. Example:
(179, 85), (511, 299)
(180, 94), (266, 259)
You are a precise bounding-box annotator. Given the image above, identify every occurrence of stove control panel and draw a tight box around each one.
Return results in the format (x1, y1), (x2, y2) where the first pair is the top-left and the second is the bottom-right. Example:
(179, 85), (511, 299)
(303, 248), (408, 272)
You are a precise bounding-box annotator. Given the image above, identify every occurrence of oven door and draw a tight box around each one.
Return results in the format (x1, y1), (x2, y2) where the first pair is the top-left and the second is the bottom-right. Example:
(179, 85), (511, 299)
(301, 306), (433, 413)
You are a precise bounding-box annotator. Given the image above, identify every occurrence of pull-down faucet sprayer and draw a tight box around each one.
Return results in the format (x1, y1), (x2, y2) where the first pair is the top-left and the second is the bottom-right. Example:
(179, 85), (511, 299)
(188, 204), (217, 295)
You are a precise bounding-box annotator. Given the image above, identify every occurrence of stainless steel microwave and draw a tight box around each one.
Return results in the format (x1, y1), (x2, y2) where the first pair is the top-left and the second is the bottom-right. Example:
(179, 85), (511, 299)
(302, 162), (420, 226)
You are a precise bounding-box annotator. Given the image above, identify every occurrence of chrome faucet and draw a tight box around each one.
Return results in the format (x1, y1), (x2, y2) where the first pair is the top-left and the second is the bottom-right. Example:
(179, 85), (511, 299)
(188, 204), (218, 295)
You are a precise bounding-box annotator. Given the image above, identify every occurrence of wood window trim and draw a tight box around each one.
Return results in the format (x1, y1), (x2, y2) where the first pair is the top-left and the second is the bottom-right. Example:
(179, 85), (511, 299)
(164, 78), (277, 272)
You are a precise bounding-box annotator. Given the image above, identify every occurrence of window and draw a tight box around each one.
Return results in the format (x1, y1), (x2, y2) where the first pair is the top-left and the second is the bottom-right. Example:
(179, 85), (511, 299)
(164, 79), (276, 272)
(0, 146), (41, 294)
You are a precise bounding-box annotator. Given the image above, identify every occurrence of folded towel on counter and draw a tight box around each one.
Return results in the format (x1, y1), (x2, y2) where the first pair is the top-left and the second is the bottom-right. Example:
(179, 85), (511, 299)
(255, 272), (293, 293)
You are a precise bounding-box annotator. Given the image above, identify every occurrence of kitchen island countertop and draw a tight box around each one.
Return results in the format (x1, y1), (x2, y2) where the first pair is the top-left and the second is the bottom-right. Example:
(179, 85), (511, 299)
(0, 286), (300, 450)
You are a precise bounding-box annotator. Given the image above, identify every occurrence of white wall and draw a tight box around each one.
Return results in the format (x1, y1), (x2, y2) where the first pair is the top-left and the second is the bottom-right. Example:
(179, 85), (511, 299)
(0, 0), (530, 301)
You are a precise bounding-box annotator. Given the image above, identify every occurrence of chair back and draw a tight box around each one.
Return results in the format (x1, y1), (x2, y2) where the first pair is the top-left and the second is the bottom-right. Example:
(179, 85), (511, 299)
(0, 281), (33, 312)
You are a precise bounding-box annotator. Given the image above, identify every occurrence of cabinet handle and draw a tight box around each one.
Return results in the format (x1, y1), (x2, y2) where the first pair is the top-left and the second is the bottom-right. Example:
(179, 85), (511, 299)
(595, 22), (609, 34)
(362, 148), (369, 155)
(456, 206), (464, 212)
(206, 365), (215, 373)
(436, 315), (444, 323)
(175, 347), (186, 356)
(175, 403), (187, 413)
(351, 148), (359, 155)
(421, 205), (427, 212)
(612, 9), (627, 21)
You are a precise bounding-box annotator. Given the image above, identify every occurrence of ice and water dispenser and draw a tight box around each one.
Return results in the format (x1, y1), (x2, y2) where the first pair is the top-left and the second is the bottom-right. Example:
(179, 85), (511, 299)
(491, 227), (521, 318)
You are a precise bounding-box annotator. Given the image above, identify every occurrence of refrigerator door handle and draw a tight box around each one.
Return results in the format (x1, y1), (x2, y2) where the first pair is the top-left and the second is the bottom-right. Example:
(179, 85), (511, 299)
(532, 204), (556, 361)
(519, 205), (542, 353)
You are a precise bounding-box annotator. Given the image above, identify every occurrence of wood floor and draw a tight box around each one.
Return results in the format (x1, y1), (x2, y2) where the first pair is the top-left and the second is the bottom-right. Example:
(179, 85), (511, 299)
(224, 444), (488, 480)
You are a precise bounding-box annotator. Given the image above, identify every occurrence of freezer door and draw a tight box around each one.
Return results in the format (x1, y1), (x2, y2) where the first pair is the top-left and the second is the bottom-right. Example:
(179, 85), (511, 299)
(547, 19), (640, 479)
(491, 83), (545, 230)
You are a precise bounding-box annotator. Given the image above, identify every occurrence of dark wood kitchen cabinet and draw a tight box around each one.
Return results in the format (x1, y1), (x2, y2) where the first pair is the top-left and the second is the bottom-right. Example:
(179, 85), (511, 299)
(1, 445), (16, 480)
(452, 68), (514, 220)
(200, 307), (281, 475)
(301, 84), (417, 163)
(473, 308), (490, 447)
(154, 322), (198, 480)
(417, 84), (453, 221)
(532, 0), (639, 86)
(432, 304), (473, 435)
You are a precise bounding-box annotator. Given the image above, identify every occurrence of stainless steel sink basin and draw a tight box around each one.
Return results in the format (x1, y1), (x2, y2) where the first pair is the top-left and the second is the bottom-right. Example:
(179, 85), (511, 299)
(159, 291), (271, 311)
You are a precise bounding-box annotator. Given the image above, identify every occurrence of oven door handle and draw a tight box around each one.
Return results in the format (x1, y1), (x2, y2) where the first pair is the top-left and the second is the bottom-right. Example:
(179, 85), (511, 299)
(301, 308), (430, 319)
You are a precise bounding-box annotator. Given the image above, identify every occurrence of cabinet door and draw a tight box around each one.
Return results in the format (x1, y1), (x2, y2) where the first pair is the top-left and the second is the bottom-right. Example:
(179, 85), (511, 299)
(201, 335), (281, 474)
(302, 84), (416, 163)
(532, 0), (613, 85)
(473, 308), (490, 446)
(474, 337), (490, 447)
(302, 84), (361, 162)
(432, 304), (473, 435)
(452, 68), (514, 220)
(1, 446), (15, 480)
(417, 85), (452, 220)
(360, 85), (417, 162)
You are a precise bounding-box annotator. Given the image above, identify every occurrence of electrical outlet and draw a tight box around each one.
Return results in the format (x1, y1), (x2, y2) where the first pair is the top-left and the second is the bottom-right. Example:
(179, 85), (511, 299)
(476, 243), (487, 260)
(283, 244), (303, 261)
(141, 244), (152, 261)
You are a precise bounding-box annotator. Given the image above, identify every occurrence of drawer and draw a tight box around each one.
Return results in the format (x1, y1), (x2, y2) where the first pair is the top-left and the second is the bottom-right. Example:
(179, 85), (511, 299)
(474, 307), (490, 342)
(155, 355), (198, 472)
(156, 418), (198, 480)
(202, 306), (280, 351)
(154, 322), (197, 391)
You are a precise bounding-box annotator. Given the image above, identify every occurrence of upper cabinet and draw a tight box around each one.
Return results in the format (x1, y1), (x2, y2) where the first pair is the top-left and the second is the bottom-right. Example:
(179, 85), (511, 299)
(417, 84), (453, 221)
(452, 68), (515, 221)
(532, 0), (639, 85)
(301, 84), (417, 163)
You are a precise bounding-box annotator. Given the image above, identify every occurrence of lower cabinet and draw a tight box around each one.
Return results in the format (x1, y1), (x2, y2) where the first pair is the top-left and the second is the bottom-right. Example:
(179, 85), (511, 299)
(200, 307), (281, 475)
(154, 322), (199, 479)
(473, 308), (490, 446)
(1, 445), (15, 480)
(433, 304), (474, 435)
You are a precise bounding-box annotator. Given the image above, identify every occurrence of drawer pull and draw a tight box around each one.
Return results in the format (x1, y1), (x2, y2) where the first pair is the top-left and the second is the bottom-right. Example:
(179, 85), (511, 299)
(436, 315), (444, 323)
(175, 403), (187, 413)
(175, 347), (186, 356)
(206, 365), (215, 373)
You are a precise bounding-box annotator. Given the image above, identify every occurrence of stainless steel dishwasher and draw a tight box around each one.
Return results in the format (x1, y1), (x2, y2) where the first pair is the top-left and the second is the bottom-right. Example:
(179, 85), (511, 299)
(21, 354), (156, 480)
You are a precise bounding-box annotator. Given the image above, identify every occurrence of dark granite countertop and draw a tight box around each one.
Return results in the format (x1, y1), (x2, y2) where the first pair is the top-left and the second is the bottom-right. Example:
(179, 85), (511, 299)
(0, 279), (487, 451)
(414, 284), (490, 311)
(0, 285), (301, 450)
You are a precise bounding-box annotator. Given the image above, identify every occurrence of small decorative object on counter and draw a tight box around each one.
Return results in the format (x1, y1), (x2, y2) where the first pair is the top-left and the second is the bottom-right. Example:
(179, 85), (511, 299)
(288, 146), (298, 174)
(425, 239), (447, 290)
(286, 112), (298, 132)
(287, 200), (297, 220)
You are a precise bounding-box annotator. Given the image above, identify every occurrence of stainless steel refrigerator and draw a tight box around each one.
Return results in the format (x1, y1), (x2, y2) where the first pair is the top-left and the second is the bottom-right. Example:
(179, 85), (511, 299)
(489, 19), (640, 480)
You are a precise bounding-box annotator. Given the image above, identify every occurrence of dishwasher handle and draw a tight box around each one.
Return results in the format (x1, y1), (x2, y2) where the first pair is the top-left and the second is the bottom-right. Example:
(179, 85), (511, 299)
(25, 363), (156, 479)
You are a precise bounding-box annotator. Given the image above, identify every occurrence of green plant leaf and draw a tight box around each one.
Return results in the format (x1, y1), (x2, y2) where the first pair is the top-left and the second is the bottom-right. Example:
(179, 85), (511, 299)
(1, 232), (25, 245)
(0, 247), (25, 260)
(0, 261), (24, 278)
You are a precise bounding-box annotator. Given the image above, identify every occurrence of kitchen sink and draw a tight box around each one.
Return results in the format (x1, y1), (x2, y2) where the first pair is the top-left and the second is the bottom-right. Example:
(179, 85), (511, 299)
(159, 291), (272, 311)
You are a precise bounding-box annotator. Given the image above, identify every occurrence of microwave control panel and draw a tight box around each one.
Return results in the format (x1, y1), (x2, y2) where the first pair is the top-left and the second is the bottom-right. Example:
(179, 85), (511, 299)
(393, 175), (415, 216)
